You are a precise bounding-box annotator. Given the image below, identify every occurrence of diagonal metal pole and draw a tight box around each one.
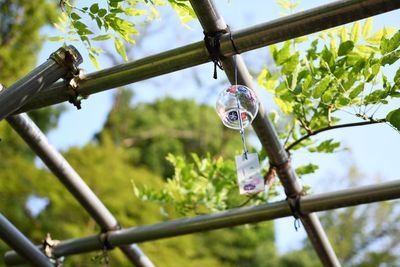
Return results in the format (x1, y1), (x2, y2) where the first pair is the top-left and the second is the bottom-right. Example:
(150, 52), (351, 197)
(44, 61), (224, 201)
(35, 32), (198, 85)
(6, 113), (155, 267)
(5, 176), (400, 265)
(188, 0), (340, 266)
(0, 45), (82, 120)
(0, 213), (53, 267)
(14, 0), (400, 114)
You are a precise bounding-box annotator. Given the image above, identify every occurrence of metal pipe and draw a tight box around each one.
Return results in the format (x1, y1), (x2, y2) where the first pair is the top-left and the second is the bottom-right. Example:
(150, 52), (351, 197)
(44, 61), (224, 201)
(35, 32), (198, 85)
(0, 45), (82, 120)
(5, 177), (400, 265)
(6, 113), (154, 267)
(0, 213), (53, 267)
(15, 0), (400, 113)
(219, 0), (400, 55)
(189, 0), (340, 266)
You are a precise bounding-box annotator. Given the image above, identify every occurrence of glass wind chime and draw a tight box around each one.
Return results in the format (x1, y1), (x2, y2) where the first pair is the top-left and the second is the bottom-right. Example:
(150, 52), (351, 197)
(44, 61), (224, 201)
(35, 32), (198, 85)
(215, 56), (265, 194)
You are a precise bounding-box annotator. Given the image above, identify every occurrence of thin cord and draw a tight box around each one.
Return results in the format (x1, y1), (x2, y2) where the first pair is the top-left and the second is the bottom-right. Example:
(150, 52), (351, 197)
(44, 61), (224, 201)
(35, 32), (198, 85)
(234, 54), (238, 86)
(234, 54), (248, 160)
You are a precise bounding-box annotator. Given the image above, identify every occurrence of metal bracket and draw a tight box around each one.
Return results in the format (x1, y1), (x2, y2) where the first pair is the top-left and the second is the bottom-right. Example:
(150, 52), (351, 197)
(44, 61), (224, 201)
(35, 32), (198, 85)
(49, 45), (83, 74)
(49, 45), (85, 110)
(42, 233), (64, 266)
(64, 69), (86, 110)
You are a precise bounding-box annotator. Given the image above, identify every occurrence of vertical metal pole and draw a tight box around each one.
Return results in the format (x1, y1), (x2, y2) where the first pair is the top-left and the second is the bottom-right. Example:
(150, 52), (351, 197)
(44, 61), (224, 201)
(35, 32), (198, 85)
(0, 45), (82, 120)
(188, 1), (340, 266)
(0, 213), (53, 267)
(6, 113), (155, 267)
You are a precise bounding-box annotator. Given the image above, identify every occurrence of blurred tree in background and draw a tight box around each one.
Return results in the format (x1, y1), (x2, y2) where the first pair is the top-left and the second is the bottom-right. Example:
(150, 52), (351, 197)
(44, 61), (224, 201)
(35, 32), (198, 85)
(0, 0), (57, 86)
(96, 89), (241, 178)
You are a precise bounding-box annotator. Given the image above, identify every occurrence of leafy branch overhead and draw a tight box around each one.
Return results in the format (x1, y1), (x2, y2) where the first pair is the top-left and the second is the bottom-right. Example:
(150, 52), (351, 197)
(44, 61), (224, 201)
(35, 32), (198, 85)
(257, 19), (400, 156)
(51, 0), (195, 68)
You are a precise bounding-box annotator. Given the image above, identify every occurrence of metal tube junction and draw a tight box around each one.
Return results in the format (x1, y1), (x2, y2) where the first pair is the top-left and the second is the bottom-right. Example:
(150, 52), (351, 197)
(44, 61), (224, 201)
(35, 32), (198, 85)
(0, 45), (82, 120)
(0, 213), (53, 267)
(6, 113), (154, 267)
(5, 178), (400, 265)
(15, 0), (400, 113)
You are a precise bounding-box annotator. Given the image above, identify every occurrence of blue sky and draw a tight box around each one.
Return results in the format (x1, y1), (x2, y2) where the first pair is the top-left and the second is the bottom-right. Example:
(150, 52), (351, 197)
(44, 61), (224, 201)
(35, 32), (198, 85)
(35, 0), (400, 253)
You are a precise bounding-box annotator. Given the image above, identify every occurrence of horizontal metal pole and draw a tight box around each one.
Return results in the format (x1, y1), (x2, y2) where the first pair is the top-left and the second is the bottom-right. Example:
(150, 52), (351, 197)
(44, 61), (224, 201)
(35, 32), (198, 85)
(0, 213), (53, 267)
(0, 45), (82, 120)
(219, 0), (400, 55)
(17, 42), (207, 113)
(5, 178), (400, 265)
(15, 0), (400, 113)
(6, 113), (154, 267)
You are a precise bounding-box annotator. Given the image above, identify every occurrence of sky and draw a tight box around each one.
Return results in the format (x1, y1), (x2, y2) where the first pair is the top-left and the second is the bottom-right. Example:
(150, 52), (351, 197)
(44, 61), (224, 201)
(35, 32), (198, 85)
(34, 0), (400, 254)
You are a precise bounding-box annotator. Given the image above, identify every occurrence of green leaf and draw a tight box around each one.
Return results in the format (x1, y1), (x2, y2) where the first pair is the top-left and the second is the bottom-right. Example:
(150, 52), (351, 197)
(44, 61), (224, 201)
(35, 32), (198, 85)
(371, 63), (380, 76)
(273, 97), (293, 114)
(336, 95), (350, 108)
(386, 108), (400, 131)
(322, 87), (335, 103)
(124, 8), (147, 16)
(294, 36), (308, 43)
(53, 22), (66, 33)
(114, 37), (128, 61)
(257, 67), (279, 92)
(282, 52), (299, 75)
(381, 30), (400, 54)
(295, 164), (319, 176)
(338, 40), (354, 56)
(90, 3), (99, 13)
(355, 44), (379, 54)
(95, 17), (102, 29)
(98, 8), (107, 17)
(321, 45), (334, 67)
(91, 34), (113, 41)
(269, 110), (279, 124)
(73, 20), (87, 31)
(389, 30), (400, 52)
(349, 82), (364, 99)
(89, 53), (100, 70)
(47, 36), (64, 41)
(70, 12), (81, 20)
(394, 68), (400, 87)
(276, 41), (291, 65)
(339, 27), (347, 43)
(308, 139), (340, 153)
(77, 28), (94, 36)
(381, 50), (400, 66)
(380, 38), (391, 54)
(313, 75), (331, 99)
(350, 21), (360, 42)
(276, 0), (291, 11)
(302, 75), (313, 96)
(362, 17), (373, 38)
(364, 90), (385, 104)
(366, 27), (396, 45)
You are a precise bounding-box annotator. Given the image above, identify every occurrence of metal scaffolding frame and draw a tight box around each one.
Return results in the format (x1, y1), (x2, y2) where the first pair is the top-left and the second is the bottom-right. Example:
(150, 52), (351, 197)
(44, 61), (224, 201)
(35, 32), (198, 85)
(1, 0), (400, 266)
(5, 177), (400, 265)
(0, 47), (154, 266)
(6, 114), (154, 267)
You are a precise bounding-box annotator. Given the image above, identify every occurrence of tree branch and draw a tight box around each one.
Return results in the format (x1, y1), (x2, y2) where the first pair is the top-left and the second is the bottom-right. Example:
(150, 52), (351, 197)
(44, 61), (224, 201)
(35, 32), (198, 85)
(285, 119), (386, 152)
